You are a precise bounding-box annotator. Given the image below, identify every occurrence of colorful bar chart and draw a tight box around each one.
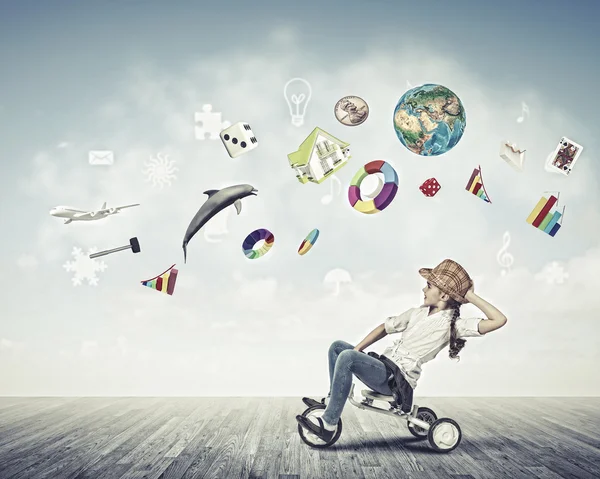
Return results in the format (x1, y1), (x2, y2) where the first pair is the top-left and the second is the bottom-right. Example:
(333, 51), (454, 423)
(526, 195), (563, 237)
(465, 166), (492, 203)
(141, 264), (178, 295)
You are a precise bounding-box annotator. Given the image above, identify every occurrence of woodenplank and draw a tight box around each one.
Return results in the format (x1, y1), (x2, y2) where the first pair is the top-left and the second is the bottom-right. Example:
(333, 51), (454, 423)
(0, 397), (30, 409)
(70, 401), (186, 479)
(535, 449), (600, 479)
(0, 397), (597, 479)
(526, 465), (572, 479)
(246, 397), (286, 479)
(456, 397), (600, 478)
(0, 398), (142, 479)
(540, 414), (600, 448)
(0, 398), (130, 454)
(479, 397), (600, 474)
(0, 398), (121, 450)
(279, 398), (327, 479)
(337, 404), (382, 468)
(289, 398), (326, 479)
(343, 403), (412, 479)
(373, 403), (439, 474)
(64, 398), (174, 479)
(158, 399), (230, 479)
(201, 399), (262, 479)
(166, 405), (244, 479)
(0, 398), (77, 425)
(225, 397), (273, 479)
(452, 398), (556, 478)
(271, 400), (307, 479)
(322, 405), (365, 479)
(263, 398), (291, 478)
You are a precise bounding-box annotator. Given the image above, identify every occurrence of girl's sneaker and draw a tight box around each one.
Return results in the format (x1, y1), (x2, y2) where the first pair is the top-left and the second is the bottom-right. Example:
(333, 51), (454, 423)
(296, 415), (336, 442)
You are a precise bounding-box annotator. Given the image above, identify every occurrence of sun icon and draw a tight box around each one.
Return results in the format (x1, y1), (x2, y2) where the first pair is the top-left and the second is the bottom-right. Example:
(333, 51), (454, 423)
(143, 153), (178, 188)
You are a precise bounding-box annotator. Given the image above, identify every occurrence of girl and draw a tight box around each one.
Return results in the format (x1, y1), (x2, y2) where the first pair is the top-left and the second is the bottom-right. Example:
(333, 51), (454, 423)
(296, 259), (508, 442)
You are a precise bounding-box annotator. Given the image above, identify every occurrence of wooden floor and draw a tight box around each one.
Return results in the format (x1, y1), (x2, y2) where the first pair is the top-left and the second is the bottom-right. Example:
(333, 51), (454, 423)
(0, 397), (598, 479)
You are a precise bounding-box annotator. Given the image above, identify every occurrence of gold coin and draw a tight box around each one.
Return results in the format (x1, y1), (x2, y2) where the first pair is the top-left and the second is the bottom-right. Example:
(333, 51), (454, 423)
(334, 96), (369, 126)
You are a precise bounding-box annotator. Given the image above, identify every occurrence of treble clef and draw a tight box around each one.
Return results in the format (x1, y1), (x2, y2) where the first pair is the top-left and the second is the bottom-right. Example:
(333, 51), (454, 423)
(496, 231), (514, 276)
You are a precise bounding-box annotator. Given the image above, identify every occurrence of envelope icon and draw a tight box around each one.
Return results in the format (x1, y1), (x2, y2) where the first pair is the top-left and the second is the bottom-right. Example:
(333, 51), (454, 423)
(89, 150), (114, 165)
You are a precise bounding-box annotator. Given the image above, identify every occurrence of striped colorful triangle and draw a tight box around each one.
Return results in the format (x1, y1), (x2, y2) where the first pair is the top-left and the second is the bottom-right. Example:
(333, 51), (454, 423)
(465, 166), (492, 203)
(141, 264), (178, 295)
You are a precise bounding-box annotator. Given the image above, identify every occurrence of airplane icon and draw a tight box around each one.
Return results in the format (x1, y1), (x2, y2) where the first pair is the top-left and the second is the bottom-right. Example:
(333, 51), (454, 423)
(49, 202), (140, 224)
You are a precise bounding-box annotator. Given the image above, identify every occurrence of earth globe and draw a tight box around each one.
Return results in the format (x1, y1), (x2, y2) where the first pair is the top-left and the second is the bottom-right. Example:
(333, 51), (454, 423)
(393, 84), (466, 156)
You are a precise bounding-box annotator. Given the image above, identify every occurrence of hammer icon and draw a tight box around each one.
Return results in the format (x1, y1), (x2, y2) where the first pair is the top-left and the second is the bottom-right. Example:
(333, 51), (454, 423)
(89, 237), (141, 259)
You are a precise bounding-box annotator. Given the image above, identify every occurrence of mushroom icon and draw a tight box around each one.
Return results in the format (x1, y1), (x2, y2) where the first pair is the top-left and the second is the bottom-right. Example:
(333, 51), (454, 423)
(323, 268), (352, 296)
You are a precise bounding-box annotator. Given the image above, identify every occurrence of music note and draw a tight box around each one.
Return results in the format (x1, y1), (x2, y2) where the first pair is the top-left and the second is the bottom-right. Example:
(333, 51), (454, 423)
(321, 175), (342, 205)
(496, 231), (514, 276)
(516, 102), (529, 123)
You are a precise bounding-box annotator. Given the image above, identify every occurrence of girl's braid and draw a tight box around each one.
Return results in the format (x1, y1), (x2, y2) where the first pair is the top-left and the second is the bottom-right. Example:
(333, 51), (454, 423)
(448, 302), (467, 360)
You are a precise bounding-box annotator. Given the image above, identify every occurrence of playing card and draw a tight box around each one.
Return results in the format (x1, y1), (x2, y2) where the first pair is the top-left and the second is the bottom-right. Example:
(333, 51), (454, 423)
(545, 137), (583, 176)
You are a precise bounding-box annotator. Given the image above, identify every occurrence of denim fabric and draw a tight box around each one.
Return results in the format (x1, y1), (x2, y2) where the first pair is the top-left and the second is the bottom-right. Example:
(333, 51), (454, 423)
(322, 340), (393, 425)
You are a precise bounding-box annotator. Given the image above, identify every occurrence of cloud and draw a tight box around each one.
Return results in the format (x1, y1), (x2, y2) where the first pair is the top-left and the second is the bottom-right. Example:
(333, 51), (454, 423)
(534, 261), (569, 284)
(6, 27), (600, 396)
(80, 340), (99, 358)
(234, 273), (279, 311)
(323, 268), (353, 296)
(116, 335), (129, 356)
(0, 338), (25, 353)
(16, 254), (38, 270)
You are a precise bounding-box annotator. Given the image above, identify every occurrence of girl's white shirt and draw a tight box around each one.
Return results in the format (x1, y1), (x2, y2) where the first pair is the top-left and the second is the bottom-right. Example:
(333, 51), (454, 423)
(382, 307), (483, 389)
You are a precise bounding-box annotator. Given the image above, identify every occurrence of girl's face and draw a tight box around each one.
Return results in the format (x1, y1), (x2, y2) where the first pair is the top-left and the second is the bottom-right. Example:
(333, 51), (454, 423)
(422, 282), (447, 307)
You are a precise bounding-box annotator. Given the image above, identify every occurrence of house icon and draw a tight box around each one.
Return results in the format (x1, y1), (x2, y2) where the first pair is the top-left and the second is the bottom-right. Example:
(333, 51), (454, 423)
(287, 127), (351, 184)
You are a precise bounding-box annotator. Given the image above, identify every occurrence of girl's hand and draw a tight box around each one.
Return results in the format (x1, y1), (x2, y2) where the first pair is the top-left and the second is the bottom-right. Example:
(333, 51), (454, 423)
(465, 280), (475, 302)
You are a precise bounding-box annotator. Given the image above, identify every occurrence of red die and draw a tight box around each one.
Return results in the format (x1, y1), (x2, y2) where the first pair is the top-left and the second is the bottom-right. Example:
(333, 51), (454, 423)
(419, 178), (441, 197)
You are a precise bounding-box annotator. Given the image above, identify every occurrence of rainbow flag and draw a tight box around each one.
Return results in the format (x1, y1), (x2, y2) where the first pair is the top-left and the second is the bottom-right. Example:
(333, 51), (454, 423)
(465, 166), (492, 203)
(141, 264), (178, 295)
(526, 195), (563, 237)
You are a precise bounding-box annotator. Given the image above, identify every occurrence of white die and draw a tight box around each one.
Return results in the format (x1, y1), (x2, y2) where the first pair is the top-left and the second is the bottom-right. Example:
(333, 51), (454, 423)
(219, 122), (258, 158)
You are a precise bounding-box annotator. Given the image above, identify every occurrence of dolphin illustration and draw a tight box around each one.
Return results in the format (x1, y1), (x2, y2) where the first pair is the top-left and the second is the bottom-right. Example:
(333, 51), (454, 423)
(182, 184), (258, 263)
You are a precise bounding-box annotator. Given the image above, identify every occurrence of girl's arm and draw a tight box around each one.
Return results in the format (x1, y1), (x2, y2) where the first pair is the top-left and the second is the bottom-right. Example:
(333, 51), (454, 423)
(465, 287), (507, 335)
(354, 323), (388, 351)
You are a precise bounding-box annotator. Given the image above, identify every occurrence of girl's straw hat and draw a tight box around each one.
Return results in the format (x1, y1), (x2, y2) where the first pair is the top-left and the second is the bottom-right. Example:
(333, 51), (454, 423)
(419, 259), (472, 304)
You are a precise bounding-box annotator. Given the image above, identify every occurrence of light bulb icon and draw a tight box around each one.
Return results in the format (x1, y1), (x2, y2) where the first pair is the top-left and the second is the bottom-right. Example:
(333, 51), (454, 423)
(283, 78), (312, 127)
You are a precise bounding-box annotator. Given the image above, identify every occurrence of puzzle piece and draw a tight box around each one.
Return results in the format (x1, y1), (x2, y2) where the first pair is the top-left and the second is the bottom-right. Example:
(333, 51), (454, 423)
(536, 261), (569, 285)
(194, 104), (231, 140)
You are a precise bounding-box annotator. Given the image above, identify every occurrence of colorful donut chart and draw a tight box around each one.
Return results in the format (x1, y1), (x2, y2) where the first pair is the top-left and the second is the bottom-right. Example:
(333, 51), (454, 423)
(348, 160), (399, 214)
(298, 228), (320, 255)
(242, 228), (274, 259)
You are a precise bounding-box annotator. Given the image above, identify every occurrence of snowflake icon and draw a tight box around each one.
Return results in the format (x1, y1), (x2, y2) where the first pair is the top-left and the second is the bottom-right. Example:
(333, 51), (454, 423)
(143, 152), (178, 188)
(63, 247), (107, 286)
(536, 261), (569, 285)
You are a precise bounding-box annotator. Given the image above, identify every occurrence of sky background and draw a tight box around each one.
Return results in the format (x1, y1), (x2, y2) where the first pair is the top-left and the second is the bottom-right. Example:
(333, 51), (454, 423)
(1, 0), (599, 397)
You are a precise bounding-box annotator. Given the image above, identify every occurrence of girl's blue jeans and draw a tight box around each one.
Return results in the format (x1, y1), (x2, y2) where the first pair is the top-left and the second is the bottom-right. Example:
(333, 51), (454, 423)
(322, 340), (393, 425)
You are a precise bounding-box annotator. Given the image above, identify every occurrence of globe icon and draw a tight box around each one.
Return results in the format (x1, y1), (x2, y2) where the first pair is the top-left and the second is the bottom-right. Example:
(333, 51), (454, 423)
(393, 84), (466, 156)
